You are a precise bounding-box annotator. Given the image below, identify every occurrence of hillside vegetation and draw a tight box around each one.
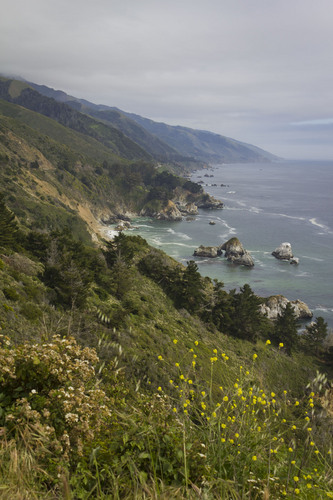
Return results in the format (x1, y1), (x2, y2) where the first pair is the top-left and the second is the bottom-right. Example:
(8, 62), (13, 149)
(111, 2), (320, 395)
(0, 78), (332, 499)
(0, 97), (214, 242)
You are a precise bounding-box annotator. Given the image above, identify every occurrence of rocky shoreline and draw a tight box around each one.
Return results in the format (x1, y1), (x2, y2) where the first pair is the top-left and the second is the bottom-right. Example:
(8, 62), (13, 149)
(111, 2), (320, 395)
(99, 211), (314, 323)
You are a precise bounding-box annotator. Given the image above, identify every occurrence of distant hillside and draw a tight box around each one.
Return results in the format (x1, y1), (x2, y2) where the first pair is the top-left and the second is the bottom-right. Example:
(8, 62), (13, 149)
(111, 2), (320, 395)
(27, 79), (279, 165)
(123, 112), (279, 164)
(0, 78), (151, 162)
(0, 97), (218, 241)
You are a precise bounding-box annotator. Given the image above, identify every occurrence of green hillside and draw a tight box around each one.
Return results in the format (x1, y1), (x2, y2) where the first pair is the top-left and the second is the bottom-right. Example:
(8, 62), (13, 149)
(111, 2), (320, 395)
(0, 98), (215, 241)
(0, 77), (332, 499)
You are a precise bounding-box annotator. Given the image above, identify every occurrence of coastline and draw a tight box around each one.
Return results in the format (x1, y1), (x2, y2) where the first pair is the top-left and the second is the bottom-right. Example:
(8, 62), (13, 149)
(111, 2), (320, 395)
(104, 161), (333, 329)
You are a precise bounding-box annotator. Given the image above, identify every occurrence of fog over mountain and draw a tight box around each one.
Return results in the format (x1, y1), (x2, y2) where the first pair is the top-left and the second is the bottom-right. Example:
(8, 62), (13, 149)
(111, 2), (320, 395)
(1, 0), (333, 159)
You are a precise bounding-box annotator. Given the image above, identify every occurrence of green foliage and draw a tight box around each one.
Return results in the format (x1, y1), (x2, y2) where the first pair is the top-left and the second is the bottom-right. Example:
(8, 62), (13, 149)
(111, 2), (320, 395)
(229, 284), (265, 342)
(302, 317), (328, 355)
(2, 286), (20, 302)
(273, 302), (300, 355)
(0, 192), (18, 250)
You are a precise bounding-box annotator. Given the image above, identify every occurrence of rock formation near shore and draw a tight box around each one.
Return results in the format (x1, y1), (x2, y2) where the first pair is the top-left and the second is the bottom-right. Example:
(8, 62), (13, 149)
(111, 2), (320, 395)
(221, 237), (255, 267)
(272, 242), (294, 260)
(193, 245), (223, 258)
(155, 200), (183, 221)
(260, 295), (313, 320)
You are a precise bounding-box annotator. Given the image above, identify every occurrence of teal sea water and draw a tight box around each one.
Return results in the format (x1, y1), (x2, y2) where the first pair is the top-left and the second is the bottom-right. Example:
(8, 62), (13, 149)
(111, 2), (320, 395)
(118, 161), (333, 328)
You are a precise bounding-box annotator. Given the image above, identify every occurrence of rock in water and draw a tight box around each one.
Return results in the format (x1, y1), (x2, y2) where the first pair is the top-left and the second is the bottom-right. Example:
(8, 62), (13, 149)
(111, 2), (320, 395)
(272, 242), (294, 260)
(193, 245), (223, 258)
(260, 295), (313, 320)
(221, 237), (254, 267)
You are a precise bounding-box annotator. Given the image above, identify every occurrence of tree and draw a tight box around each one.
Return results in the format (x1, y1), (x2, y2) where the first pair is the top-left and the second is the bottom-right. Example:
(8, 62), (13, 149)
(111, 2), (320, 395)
(229, 284), (263, 341)
(207, 279), (233, 333)
(0, 193), (18, 250)
(176, 260), (205, 314)
(302, 316), (328, 355)
(273, 302), (299, 355)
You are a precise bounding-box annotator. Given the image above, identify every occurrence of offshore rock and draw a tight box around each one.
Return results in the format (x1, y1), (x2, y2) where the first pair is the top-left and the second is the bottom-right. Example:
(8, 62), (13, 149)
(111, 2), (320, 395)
(272, 242), (294, 260)
(260, 295), (313, 320)
(221, 237), (254, 267)
(193, 245), (223, 258)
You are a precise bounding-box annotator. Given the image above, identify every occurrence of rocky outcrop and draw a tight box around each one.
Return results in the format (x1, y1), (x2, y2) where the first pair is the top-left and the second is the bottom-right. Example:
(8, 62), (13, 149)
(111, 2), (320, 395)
(272, 242), (294, 260)
(260, 295), (313, 320)
(196, 194), (224, 210)
(193, 245), (223, 258)
(115, 220), (132, 231)
(221, 237), (254, 267)
(155, 200), (182, 221)
(176, 202), (199, 216)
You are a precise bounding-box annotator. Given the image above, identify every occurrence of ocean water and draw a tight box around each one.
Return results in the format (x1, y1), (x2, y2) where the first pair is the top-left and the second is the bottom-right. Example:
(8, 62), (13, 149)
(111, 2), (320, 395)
(119, 161), (333, 328)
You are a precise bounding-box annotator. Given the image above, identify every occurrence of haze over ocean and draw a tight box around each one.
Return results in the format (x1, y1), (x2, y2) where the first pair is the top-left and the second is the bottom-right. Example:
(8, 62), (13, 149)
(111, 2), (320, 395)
(125, 161), (333, 328)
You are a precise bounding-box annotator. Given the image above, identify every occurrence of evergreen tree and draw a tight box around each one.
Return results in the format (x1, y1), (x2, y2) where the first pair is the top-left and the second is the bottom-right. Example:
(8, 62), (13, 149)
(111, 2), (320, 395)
(273, 302), (299, 355)
(302, 316), (328, 355)
(177, 261), (205, 314)
(0, 193), (18, 249)
(209, 279), (233, 333)
(229, 284), (263, 341)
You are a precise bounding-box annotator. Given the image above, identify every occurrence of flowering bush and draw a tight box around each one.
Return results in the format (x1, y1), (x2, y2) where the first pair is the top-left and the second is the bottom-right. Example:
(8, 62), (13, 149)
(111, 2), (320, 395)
(0, 334), (110, 463)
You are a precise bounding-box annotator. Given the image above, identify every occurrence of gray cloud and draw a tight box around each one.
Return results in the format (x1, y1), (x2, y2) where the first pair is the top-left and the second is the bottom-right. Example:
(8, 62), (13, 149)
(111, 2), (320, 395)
(1, 0), (333, 159)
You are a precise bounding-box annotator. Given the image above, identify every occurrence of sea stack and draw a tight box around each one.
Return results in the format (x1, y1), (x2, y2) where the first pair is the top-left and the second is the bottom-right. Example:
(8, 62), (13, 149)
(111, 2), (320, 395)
(272, 242), (294, 260)
(221, 237), (254, 267)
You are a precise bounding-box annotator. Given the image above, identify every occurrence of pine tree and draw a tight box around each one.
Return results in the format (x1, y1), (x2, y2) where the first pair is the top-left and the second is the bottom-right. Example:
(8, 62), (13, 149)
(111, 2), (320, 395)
(0, 193), (18, 249)
(229, 284), (263, 341)
(302, 316), (328, 355)
(273, 302), (299, 355)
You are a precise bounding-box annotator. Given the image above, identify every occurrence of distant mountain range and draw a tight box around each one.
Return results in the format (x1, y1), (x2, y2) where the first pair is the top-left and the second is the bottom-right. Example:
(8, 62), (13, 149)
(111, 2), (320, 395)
(26, 80), (278, 166)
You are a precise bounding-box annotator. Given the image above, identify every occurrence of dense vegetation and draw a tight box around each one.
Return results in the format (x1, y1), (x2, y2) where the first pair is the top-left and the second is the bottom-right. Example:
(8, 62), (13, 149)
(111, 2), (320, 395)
(0, 192), (332, 498)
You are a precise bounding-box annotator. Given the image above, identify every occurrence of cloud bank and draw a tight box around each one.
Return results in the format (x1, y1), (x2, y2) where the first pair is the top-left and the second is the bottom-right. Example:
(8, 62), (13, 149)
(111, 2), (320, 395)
(1, 0), (333, 159)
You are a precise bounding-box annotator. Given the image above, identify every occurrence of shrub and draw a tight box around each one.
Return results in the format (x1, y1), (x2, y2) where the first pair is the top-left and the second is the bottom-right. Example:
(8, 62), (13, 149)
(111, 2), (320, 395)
(2, 286), (20, 302)
(0, 335), (110, 473)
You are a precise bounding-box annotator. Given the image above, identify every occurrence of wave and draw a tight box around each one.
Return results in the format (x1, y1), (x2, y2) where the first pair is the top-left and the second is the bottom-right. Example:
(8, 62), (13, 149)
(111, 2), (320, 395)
(294, 271), (311, 278)
(224, 204), (262, 214)
(314, 306), (333, 313)
(102, 229), (119, 239)
(309, 218), (333, 234)
(163, 242), (194, 248)
(298, 255), (324, 262)
(166, 228), (192, 240)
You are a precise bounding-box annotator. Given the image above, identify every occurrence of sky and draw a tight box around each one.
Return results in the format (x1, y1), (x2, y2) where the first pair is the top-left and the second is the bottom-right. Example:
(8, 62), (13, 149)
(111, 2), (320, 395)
(1, 0), (333, 160)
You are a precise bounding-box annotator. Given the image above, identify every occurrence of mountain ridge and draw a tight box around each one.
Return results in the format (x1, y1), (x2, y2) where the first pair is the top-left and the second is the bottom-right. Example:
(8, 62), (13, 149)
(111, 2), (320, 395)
(26, 78), (279, 166)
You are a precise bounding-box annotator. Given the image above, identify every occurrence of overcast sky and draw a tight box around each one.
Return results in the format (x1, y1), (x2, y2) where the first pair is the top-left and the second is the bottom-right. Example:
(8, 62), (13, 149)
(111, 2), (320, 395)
(1, 0), (333, 159)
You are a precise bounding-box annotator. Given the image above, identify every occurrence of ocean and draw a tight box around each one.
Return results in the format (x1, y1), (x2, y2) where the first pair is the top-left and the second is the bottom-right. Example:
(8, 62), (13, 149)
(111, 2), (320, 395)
(115, 161), (333, 328)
